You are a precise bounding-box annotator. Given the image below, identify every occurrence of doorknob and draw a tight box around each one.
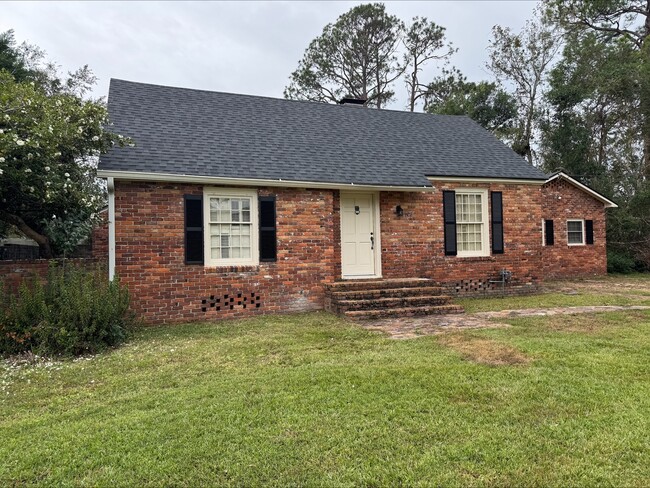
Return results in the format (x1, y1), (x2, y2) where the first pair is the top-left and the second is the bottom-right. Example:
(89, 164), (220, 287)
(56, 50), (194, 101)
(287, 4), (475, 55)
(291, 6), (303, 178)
(370, 232), (374, 250)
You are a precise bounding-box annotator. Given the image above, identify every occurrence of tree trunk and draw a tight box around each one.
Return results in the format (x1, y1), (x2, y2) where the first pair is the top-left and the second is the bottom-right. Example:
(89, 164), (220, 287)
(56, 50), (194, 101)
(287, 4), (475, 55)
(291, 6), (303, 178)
(642, 1), (650, 177)
(1, 212), (53, 258)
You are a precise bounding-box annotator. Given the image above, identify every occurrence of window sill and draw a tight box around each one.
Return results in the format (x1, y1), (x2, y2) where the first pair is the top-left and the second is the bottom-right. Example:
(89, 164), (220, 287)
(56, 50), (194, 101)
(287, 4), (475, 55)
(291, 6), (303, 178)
(453, 255), (495, 261)
(205, 265), (260, 274)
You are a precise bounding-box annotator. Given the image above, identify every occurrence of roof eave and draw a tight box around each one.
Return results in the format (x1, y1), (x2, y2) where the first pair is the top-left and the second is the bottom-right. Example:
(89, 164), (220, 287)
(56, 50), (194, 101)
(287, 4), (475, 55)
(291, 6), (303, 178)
(427, 175), (547, 185)
(545, 172), (618, 208)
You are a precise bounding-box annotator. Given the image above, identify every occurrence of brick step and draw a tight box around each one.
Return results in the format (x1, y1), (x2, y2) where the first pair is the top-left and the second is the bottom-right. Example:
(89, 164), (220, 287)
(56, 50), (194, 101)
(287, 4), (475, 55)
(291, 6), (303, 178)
(325, 278), (434, 292)
(335, 295), (453, 312)
(330, 286), (446, 301)
(344, 304), (465, 320)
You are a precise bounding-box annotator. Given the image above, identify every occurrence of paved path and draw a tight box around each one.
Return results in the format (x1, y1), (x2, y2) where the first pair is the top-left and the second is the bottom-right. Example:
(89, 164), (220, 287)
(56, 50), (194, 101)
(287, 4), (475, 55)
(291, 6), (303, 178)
(359, 305), (650, 339)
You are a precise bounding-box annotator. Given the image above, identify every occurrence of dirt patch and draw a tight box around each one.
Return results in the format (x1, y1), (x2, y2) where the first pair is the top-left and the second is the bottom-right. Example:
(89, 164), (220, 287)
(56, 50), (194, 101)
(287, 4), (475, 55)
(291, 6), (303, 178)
(360, 314), (511, 339)
(539, 310), (649, 333)
(437, 334), (530, 366)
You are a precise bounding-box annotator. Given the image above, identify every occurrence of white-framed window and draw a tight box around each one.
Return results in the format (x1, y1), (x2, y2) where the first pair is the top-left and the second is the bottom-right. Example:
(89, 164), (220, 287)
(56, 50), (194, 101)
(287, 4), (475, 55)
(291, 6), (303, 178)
(567, 219), (585, 246)
(203, 188), (258, 266)
(455, 189), (489, 257)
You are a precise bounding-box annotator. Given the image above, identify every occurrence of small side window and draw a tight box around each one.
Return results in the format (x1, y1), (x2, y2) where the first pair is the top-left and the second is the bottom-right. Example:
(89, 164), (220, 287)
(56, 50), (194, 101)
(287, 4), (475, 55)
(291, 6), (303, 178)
(567, 220), (585, 246)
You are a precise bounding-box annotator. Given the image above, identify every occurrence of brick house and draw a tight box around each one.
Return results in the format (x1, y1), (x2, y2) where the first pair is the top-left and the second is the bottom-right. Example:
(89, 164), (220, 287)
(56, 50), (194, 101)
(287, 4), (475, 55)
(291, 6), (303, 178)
(97, 80), (617, 324)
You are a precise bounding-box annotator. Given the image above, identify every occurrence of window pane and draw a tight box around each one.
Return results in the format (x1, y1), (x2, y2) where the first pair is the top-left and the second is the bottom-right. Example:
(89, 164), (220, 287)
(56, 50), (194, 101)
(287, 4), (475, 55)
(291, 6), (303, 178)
(207, 195), (254, 262)
(568, 221), (582, 232)
(210, 199), (220, 222)
(567, 221), (583, 244)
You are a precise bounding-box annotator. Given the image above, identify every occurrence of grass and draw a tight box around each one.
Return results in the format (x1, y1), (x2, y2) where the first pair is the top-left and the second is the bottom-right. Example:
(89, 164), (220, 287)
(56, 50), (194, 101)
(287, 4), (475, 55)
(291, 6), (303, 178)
(457, 291), (650, 313)
(2, 308), (650, 486)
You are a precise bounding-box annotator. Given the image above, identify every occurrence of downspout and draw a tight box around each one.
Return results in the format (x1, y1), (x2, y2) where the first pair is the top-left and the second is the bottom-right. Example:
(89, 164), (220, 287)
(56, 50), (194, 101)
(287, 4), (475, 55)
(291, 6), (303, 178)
(107, 177), (116, 281)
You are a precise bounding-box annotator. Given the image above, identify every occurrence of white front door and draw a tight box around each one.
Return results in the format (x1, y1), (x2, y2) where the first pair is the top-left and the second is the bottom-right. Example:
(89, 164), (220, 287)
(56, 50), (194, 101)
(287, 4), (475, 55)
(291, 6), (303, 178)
(340, 192), (379, 278)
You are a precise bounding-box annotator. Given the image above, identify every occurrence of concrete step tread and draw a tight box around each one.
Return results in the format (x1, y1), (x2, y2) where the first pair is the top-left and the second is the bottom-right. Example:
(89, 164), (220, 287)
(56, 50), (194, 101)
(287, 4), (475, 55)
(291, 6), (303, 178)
(325, 278), (435, 292)
(336, 295), (453, 307)
(344, 304), (464, 320)
(330, 286), (446, 299)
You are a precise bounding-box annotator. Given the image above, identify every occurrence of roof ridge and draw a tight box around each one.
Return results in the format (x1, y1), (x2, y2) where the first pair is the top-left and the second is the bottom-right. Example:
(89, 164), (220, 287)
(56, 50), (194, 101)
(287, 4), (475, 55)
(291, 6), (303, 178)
(108, 78), (472, 119)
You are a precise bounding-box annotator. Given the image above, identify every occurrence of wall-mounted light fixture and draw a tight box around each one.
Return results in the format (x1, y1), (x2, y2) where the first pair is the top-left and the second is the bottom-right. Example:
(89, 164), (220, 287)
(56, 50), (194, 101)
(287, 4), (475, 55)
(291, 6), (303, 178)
(355, 205), (360, 215)
(395, 205), (404, 217)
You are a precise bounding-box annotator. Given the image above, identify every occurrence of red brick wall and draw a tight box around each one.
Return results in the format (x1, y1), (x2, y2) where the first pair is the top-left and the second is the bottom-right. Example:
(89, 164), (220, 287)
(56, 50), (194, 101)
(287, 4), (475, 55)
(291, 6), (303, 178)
(91, 213), (108, 260)
(113, 181), (338, 324)
(380, 182), (544, 293)
(108, 178), (609, 324)
(0, 258), (103, 295)
(541, 178), (607, 278)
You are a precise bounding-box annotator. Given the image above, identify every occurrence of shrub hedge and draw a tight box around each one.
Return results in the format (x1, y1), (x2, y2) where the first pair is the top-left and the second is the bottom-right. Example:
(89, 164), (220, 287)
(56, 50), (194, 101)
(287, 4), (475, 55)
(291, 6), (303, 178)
(0, 264), (134, 356)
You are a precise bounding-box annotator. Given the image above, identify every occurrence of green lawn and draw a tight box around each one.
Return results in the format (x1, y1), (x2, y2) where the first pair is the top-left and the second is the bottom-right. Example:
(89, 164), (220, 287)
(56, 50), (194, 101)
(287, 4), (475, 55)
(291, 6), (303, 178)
(2, 307), (649, 486)
(457, 291), (650, 313)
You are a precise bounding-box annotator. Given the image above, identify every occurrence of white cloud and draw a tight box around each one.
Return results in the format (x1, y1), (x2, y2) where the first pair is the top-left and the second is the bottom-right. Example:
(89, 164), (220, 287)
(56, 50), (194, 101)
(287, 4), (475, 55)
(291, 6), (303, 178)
(1, 1), (537, 109)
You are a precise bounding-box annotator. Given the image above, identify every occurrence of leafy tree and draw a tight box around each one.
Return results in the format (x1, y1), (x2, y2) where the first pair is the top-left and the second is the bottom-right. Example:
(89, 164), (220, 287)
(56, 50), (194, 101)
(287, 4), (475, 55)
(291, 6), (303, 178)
(546, 0), (650, 177)
(0, 33), (129, 258)
(424, 68), (517, 137)
(403, 17), (454, 112)
(284, 3), (404, 108)
(487, 10), (561, 164)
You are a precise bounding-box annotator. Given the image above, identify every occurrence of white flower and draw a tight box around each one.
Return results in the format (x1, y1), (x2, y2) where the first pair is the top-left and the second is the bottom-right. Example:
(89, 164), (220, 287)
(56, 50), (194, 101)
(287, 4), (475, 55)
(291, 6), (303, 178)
(45, 181), (51, 186)
(64, 172), (70, 177)
(92, 136), (99, 141)
(0, 157), (5, 163)
(54, 152), (61, 157)
(27, 153), (33, 160)
(56, 100), (62, 106)
(0, 129), (4, 134)
(16, 140), (25, 146)
(29, 186), (34, 193)
(52, 214), (56, 219)
(0, 169), (3, 175)
(77, 127), (83, 134)
(24, 168), (32, 173)
(44, 166), (50, 171)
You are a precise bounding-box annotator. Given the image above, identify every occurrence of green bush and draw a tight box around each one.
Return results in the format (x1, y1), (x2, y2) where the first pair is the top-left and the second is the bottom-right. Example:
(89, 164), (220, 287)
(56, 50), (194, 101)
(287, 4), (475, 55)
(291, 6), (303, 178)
(607, 250), (637, 274)
(0, 264), (134, 356)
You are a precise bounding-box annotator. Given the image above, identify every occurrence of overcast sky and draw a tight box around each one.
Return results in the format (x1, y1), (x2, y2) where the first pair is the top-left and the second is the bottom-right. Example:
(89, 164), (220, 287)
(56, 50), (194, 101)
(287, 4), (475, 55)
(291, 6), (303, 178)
(2, 1), (537, 110)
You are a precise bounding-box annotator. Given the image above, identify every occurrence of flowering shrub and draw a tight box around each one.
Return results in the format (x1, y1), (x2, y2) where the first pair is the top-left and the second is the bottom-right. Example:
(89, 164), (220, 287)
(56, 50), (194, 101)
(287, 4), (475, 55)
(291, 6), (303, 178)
(0, 69), (131, 257)
(0, 264), (135, 356)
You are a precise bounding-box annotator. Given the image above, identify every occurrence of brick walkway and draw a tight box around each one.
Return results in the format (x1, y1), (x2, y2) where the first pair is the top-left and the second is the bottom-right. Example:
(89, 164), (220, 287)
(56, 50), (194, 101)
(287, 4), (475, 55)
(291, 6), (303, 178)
(358, 305), (650, 339)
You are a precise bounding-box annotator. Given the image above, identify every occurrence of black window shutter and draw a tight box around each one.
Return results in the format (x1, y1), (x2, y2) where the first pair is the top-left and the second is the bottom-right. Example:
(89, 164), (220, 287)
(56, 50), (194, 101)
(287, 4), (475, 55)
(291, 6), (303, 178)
(491, 191), (504, 254)
(443, 190), (457, 256)
(259, 196), (277, 262)
(544, 219), (554, 246)
(585, 220), (594, 245)
(184, 195), (203, 264)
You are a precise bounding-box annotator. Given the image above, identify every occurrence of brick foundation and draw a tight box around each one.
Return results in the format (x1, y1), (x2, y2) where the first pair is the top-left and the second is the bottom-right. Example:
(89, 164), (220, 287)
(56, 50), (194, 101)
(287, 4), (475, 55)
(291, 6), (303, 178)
(541, 178), (607, 278)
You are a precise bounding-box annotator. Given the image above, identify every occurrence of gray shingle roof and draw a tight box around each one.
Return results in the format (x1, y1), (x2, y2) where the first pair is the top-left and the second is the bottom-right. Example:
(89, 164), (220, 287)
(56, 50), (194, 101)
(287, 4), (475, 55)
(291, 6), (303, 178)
(99, 79), (547, 187)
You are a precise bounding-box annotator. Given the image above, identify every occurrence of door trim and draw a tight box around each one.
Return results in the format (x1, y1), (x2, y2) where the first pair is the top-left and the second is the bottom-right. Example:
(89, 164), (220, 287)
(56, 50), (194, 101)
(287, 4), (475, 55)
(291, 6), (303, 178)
(340, 192), (382, 279)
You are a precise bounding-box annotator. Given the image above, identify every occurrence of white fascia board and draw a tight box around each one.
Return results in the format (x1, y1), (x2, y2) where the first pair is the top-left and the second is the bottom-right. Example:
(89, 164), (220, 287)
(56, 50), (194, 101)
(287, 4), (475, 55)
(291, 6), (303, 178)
(96, 170), (435, 192)
(546, 172), (618, 208)
(427, 175), (546, 185)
